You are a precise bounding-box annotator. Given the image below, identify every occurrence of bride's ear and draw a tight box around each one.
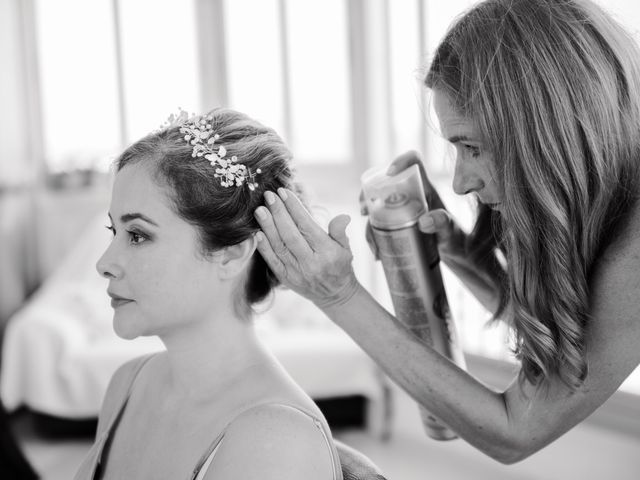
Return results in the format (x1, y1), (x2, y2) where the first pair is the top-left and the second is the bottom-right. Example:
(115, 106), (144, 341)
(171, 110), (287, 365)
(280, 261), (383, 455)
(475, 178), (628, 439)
(216, 235), (258, 280)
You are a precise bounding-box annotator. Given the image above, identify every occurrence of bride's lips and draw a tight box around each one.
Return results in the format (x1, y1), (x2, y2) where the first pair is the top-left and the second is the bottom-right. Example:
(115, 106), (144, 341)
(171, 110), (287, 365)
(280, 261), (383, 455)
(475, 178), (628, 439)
(107, 291), (134, 308)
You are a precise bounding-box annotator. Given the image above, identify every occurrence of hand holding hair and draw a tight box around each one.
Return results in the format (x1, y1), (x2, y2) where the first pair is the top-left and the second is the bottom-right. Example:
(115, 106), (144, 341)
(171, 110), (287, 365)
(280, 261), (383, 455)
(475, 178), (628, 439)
(254, 188), (361, 309)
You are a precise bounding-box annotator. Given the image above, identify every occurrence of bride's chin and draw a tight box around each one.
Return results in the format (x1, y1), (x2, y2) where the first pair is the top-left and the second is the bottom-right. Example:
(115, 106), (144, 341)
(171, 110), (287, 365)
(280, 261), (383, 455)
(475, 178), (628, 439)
(113, 315), (143, 340)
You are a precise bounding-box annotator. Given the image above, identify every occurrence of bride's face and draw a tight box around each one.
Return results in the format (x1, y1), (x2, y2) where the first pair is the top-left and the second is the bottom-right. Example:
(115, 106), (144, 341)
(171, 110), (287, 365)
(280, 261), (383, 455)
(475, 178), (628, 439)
(96, 162), (222, 340)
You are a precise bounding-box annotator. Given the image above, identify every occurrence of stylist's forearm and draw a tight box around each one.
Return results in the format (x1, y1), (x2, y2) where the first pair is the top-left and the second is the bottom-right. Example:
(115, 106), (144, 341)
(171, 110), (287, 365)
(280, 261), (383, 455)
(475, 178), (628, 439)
(320, 284), (515, 460)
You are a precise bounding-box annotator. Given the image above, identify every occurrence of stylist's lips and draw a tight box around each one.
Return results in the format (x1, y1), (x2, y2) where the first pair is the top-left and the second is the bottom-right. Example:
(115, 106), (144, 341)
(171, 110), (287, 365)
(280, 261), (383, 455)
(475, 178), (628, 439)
(108, 292), (134, 308)
(481, 201), (501, 210)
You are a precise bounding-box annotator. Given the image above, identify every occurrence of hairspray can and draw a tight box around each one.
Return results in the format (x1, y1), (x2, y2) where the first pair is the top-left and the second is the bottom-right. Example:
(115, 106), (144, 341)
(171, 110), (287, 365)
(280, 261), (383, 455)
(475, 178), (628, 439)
(361, 164), (466, 440)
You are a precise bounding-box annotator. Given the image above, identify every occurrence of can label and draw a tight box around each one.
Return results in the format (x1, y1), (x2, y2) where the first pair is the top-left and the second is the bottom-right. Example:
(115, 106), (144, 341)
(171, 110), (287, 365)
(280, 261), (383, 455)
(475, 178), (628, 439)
(373, 224), (465, 440)
(362, 164), (464, 440)
(374, 225), (450, 350)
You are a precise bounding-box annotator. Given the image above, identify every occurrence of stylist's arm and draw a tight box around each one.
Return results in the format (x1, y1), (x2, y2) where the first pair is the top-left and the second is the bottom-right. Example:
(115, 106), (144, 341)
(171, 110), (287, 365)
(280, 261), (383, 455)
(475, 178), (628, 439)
(254, 190), (519, 463)
(254, 186), (639, 466)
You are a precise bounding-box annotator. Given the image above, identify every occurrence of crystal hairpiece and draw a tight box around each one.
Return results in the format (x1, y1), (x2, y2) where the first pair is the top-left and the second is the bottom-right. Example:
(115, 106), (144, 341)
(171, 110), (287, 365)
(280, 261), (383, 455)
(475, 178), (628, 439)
(161, 109), (261, 191)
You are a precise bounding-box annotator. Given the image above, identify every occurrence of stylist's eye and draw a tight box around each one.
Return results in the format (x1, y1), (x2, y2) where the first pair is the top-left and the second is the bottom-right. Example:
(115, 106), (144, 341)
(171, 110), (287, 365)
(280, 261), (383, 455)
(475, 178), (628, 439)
(464, 144), (481, 158)
(105, 225), (115, 236)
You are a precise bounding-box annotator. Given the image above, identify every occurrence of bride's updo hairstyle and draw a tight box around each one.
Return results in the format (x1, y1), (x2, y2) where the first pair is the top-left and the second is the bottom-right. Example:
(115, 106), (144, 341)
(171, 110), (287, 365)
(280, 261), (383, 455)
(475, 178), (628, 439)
(114, 107), (299, 312)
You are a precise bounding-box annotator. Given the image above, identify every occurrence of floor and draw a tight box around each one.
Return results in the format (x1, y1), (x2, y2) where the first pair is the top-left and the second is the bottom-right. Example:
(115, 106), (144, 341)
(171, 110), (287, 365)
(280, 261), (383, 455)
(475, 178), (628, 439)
(10, 384), (640, 480)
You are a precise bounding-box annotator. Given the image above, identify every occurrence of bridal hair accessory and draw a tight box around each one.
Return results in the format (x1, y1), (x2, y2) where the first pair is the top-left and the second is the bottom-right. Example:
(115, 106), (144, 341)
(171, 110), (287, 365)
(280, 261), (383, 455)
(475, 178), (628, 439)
(161, 109), (261, 190)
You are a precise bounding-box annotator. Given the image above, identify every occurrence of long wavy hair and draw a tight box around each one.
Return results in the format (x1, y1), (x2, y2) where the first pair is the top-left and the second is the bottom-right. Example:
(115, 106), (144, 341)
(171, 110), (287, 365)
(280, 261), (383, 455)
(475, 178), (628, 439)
(425, 0), (640, 388)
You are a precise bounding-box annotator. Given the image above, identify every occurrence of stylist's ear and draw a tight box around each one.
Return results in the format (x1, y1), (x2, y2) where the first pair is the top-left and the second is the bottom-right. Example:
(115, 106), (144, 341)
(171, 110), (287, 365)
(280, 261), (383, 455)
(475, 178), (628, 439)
(216, 236), (258, 280)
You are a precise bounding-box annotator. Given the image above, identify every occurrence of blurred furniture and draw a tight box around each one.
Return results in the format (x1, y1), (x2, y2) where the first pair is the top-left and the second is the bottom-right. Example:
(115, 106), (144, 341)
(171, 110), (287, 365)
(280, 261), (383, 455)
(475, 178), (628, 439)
(0, 189), (39, 329)
(0, 215), (391, 438)
(335, 440), (387, 480)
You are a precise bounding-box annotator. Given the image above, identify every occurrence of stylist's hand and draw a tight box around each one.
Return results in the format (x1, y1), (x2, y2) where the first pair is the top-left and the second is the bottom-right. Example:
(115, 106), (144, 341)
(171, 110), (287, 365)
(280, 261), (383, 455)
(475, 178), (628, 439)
(254, 189), (361, 310)
(363, 151), (466, 260)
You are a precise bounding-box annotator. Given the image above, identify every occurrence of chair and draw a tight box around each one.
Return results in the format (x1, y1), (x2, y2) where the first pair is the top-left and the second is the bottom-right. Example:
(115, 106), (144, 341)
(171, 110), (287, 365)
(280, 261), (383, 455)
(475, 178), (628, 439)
(0, 400), (39, 479)
(335, 440), (388, 480)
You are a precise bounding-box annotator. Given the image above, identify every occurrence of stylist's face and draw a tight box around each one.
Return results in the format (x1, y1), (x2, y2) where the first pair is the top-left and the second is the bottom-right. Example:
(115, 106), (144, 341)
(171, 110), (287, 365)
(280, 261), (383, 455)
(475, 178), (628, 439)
(433, 88), (501, 210)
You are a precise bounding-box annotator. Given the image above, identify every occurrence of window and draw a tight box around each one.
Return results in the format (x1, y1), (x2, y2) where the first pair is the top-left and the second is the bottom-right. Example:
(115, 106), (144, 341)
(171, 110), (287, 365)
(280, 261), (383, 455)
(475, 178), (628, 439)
(117, 0), (200, 142)
(35, 0), (199, 173)
(35, 0), (120, 173)
(225, 0), (285, 138)
(30, 0), (640, 395)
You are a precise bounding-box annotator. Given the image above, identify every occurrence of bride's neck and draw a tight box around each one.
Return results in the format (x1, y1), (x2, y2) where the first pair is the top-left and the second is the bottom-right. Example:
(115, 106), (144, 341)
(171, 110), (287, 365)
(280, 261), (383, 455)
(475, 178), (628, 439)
(158, 309), (270, 402)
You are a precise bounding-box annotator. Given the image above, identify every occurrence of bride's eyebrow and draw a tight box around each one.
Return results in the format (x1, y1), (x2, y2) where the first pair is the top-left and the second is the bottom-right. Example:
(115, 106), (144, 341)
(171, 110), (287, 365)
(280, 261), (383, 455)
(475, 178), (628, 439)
(108, 212), (159, 227)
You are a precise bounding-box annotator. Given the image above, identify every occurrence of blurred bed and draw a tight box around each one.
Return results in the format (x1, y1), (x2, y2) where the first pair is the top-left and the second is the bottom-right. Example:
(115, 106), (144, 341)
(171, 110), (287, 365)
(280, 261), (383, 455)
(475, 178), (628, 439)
(0, 215), (391, 437)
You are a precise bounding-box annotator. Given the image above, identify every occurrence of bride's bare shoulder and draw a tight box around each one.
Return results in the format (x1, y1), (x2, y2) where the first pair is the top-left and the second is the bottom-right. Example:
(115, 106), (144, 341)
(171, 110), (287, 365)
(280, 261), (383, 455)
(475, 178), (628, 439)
(203, 403), (336, 480)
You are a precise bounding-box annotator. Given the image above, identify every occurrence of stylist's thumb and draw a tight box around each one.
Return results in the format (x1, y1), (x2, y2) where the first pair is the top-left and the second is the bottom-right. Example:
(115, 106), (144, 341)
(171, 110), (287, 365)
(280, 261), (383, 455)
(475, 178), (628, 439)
(328, 214), (351, 249)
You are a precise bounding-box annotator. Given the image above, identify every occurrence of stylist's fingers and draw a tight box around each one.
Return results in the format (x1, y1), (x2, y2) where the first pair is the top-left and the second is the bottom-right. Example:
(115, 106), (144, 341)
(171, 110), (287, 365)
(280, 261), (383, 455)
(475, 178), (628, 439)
(387, 150), (425, 176)
(364, 221), (379, 260)
(358, 190), (367, 216)
(328, 215), (351, 249)
(254, 231), (287, 280)
(418, 209), (456, 244)
(418, 209), (452, 232)
(262, 190), (313, 259)
(275, 188), (331, 252)
(254, 205), (300, 267)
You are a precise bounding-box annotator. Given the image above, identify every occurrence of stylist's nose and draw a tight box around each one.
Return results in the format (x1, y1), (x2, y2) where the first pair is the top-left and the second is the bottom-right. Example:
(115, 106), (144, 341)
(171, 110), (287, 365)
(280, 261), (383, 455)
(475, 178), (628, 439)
(96, 243), (123, 279)
(452, 159), (484, 196)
